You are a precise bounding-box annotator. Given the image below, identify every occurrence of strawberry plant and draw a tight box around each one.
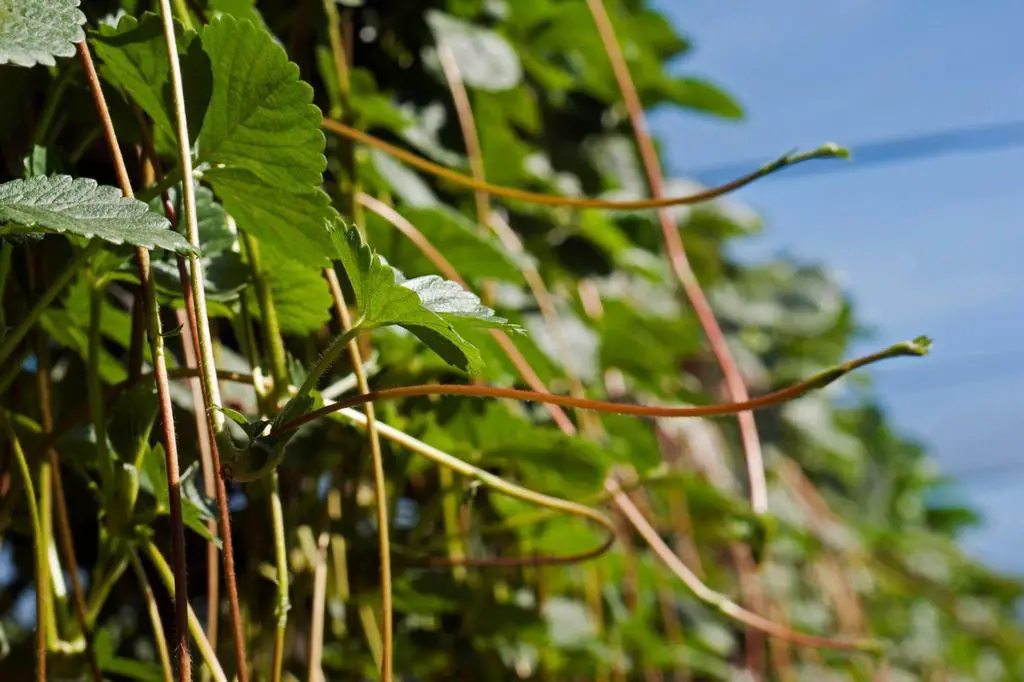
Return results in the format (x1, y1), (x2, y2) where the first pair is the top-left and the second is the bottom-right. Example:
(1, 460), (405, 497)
(0, 1), (1019, 681)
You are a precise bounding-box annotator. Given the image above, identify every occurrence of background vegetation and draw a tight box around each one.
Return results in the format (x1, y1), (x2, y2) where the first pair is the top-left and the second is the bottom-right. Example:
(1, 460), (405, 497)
(1, 0), (1021, 680)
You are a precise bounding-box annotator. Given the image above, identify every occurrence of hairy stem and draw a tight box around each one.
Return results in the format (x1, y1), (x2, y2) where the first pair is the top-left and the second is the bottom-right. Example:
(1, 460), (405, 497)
(324, 269), (392, 680)
(153, 4), (248, 678)
(76, 39), (194, 682)
(143, 542), (230, 682)
(322, 119), (845, 211)
(275, 337), (930, 435)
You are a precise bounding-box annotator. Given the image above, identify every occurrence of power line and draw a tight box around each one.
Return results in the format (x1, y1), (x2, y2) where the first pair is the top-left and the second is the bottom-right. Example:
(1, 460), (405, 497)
(684, 120), (1024, 185)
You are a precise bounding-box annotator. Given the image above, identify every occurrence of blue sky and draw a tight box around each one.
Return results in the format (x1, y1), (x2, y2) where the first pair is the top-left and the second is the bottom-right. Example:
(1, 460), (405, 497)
(648, 0), (1024, 571)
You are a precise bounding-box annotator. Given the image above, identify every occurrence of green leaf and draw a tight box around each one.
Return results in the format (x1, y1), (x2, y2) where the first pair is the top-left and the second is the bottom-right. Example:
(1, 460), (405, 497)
(245, 241), (332, 335)
(181, 462), (220, 547)
(425, 10), (522, 91)
(0, 175), (190, 252)
(39, 309), (127, 383)
(140, 446), (221, 547)
(202, 170), (336, 267)
(364, 205), (522, 283)
(423, 403), (610, 495)
(108, 383), (159, 465)
(0, 0), (85, 67)
(199, 15), (325, 192)
(663, 77), (743, 119)
(90, 13), (212, 147)
(331, 223), (518, 373)
(197, 15), (335, 263)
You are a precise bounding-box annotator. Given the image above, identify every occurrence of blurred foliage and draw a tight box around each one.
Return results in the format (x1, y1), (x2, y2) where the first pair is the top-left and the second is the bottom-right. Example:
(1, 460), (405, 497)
(0, 0), (1021, 680)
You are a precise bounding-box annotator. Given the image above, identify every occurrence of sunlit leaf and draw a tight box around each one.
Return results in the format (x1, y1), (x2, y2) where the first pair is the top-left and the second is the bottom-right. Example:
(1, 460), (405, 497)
(0, 0), (84, 67)
(0, 175), (189, 252)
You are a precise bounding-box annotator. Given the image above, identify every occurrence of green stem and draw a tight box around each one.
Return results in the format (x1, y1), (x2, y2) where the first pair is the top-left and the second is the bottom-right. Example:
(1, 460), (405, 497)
(171, 0), (194, 31)
(143, 542), (229, 682)
(129, 551), (175, 682)
(86, 555), (128, 625)
(0, 241), (100, 368)
(323, 403), (615, 567)
(294, 325), (362, 401)
(240, 230), (291, 682)
(269, 471), (290, 682)
(4, 421), (47, 682)
(240, 233), (288, 404)
(38, 448), (57, 648)
(154, 4), (247, 678)
(32, 64), (76, 146)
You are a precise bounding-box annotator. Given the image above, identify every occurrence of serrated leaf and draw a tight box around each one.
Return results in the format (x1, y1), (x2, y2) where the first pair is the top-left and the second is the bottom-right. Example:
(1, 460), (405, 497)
(197, 15), (334, 264)
(0, 0), (85, 67)
(199, 15), (324, 190)
(330, 223), (517, 373)
(0, 175), (190, 252)
(90, 13), (212, 147)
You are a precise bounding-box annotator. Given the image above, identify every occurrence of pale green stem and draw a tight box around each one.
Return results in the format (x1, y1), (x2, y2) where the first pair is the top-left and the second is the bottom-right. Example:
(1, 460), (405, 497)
(269, 470), (289, 682)
(129, 551), (175, 682)
(86, 556), (128, 625)
(322, 403), (615, 562)
(171, 0), (194, 31)
(324, 271), (391, 680)
(143, 542), (230, 682)
(0, 241), (100, 368)
(5, 421), (48, 682)
(240, 231), (291, 682)
(155, 4), (247, 678)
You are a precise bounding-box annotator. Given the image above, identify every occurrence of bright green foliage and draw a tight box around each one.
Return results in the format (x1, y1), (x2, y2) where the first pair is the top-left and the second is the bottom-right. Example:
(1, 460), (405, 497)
(0, 1), (1019, 680)
(0, 0), (84, 67)
(90, 13), (211, 148)
(0, 175), (189, 251)
(332, 223), (519, 373)
(364, 205), (523, 283)
(199, 15), (336, 263)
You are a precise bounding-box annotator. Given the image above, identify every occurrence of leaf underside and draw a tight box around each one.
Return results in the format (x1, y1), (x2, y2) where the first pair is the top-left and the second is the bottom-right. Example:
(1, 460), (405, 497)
(0, 175), (189, 252)
(0, 0), (85, 67)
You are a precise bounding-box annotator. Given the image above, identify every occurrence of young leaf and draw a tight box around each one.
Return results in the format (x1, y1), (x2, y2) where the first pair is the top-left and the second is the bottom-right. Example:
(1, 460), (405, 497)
(331, 223), (519, 373)
(0, 176), (190, 252)
(0, 0), (85, 67)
